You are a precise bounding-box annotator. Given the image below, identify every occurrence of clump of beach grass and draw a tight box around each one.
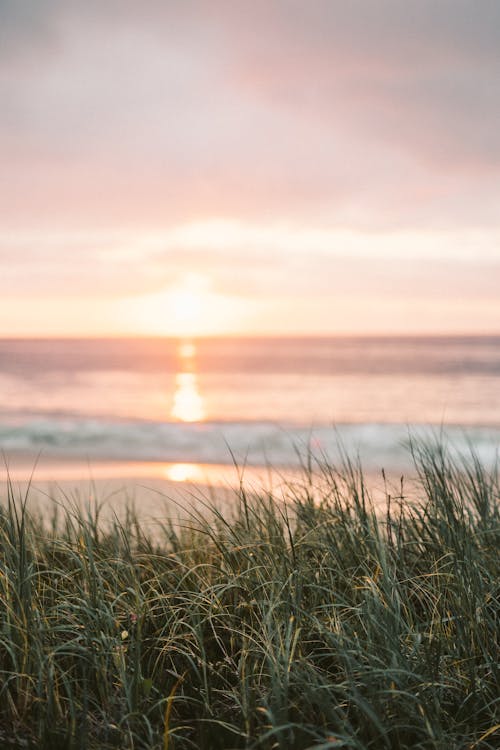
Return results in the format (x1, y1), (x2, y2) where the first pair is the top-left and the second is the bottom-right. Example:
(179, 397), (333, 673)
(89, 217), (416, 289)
(0, 442), (498, 749)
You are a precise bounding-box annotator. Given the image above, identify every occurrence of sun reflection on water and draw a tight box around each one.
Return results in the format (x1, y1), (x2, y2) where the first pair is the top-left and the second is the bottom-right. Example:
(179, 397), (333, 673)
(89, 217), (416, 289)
(170, 340), (206, 422)
(171, 372), (205, 422)
(164, 462), (204, 483)
(178, 341), (196, 360)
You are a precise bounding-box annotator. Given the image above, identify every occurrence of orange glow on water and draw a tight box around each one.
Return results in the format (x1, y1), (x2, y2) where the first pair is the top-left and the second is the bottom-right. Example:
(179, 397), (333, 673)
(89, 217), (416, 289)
(164, 463), (204, 483)
(179, 341), (196, 359)
(171, 372), (205, 422)
(170, 339), (206, 422)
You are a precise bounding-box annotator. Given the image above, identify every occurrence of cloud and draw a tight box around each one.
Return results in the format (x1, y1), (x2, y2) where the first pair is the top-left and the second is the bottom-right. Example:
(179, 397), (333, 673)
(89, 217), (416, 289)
(0, 1), (58, 60)
(219, 1), (500, 176)
(1, 223), (498, 309)
(0, 1), (499, 234)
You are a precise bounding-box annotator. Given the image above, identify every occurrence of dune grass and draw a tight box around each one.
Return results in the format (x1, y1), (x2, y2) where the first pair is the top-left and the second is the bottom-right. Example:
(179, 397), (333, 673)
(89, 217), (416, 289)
(0, 442), (499, 749)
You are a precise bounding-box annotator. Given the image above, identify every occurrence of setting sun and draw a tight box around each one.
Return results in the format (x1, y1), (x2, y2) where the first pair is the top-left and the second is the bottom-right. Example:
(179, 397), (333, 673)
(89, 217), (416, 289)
(123, 272), (248, 337)
(164, 273), (207, 336)
(168, 274), (207, 332)
(170, 288), (202, 325)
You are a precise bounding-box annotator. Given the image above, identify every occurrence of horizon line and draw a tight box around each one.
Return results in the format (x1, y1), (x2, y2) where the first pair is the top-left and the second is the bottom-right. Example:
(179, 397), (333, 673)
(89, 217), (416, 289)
(1, 331), (499, 341)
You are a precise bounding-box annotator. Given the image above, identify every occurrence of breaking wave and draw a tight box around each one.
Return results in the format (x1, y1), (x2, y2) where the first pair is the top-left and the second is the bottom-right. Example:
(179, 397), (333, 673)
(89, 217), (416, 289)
(1, 418), (499, 472)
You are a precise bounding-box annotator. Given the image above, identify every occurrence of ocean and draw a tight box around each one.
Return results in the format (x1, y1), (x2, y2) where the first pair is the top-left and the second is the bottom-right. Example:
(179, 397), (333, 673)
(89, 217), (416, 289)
(0, 336), (499, 479)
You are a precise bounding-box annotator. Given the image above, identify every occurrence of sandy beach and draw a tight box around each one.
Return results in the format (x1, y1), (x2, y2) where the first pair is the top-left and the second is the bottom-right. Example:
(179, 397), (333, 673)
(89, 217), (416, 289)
(0, 450), (413, 538)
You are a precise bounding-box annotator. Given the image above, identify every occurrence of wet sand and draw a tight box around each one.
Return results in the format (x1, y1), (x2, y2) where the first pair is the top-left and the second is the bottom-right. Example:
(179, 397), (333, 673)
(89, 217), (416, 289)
(0, 452), (410, 529)
(0, 454), (301, 526)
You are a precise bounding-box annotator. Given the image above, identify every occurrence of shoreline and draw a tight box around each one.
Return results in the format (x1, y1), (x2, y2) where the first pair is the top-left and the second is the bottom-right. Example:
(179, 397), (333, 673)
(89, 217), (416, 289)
(0, 452), (414, 527)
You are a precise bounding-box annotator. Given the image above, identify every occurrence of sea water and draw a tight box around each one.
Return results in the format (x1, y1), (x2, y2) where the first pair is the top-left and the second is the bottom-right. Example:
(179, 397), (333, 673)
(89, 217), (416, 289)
(0, 336), (499, 474)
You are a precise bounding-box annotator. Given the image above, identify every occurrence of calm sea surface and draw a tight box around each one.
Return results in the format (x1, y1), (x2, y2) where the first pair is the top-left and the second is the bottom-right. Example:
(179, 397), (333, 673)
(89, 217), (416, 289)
(0, 336), (499, 472)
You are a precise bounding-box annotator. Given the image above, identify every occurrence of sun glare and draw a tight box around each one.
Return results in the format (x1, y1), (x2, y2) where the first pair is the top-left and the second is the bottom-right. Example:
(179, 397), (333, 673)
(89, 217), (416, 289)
(170, 289), (202, 324)
(171, 372), (205, 422)
(164, 463), (204, 483)
(124, 270), (247, 337)
(179, 341), (196, 359)
(166, 274), (208, 336)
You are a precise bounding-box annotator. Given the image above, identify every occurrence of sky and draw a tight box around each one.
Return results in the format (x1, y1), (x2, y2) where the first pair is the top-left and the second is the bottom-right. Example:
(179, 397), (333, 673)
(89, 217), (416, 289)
(1, 0), (499, 337)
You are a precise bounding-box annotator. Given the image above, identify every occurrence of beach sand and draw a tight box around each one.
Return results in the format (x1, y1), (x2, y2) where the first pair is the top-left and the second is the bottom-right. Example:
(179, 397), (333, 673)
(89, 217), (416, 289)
(0, 452), (409, 532)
